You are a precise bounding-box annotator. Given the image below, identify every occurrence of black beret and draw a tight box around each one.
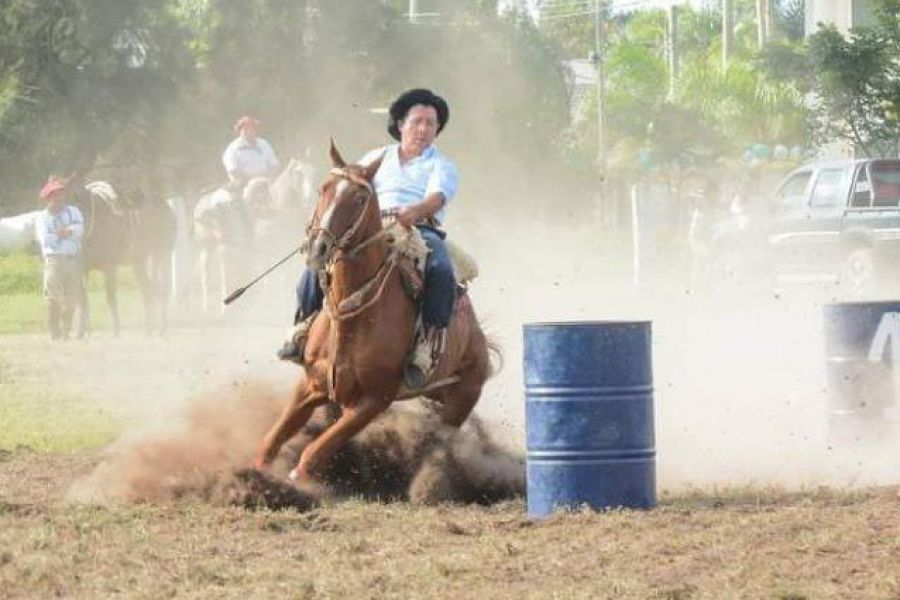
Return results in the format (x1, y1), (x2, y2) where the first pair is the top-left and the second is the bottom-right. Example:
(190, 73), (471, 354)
(387, 88), (449, 141)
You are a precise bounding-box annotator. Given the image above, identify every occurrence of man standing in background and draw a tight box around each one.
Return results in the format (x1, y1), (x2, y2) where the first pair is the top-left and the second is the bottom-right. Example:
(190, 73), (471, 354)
(35, 177), (85, 340)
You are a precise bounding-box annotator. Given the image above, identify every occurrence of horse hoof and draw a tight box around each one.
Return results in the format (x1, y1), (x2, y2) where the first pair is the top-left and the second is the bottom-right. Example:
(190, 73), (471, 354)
(287, 468), (301, 482)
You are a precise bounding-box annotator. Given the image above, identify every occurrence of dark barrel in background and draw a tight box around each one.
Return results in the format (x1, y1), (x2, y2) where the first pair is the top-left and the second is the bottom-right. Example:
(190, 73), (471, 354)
(823, 301), (900, 442)
(523, 321), (655, 518)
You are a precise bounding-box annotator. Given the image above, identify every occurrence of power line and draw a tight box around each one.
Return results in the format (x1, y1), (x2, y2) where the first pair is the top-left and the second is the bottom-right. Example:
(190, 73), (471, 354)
(537, 0), (667, 20)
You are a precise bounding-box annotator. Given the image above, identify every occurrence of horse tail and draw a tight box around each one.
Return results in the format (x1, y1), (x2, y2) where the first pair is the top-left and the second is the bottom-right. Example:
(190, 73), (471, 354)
(486, 336), (504, 378)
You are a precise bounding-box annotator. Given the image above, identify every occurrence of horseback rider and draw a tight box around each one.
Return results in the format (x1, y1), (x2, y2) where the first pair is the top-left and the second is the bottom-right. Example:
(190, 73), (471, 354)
(223, 115), (281, 186)
(221, 115), (280, 240)
(278, 88), (458, 389)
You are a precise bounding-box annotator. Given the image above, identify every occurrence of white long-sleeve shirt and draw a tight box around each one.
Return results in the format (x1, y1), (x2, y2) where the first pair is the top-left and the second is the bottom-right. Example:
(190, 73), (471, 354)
(359, 144), (459, 225)
(36, 205), (84, 257)
(222, 136), (280, 180)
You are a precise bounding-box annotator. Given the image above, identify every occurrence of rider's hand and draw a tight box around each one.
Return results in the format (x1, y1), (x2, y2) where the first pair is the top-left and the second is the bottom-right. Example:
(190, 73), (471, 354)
(56, 227), (72, 239)
(396, 206), (419, 228)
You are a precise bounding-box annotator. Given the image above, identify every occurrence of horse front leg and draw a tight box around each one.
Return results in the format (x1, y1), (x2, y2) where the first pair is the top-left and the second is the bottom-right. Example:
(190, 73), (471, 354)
(291, 396), (387, 482)
(253, 381), (328, 471)
(199, 246), (211, 315)
(105, 267), (120, 336)
(217, 245), (229, 317)
(159, 255), (171, 335)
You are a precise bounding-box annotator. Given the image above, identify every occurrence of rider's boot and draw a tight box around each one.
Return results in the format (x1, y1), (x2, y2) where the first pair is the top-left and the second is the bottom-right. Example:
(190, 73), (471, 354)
(403, 326), (446, 390)
(276, 311), (318, 365)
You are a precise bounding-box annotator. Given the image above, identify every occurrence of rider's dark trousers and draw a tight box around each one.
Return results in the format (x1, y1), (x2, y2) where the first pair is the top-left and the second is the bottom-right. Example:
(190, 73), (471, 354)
(295, 225), (456, 329)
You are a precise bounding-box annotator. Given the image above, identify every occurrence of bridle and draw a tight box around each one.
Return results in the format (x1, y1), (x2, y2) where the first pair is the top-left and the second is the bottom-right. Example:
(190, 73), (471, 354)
(307, 167), (402, 322)
(306, 167), (379, 262)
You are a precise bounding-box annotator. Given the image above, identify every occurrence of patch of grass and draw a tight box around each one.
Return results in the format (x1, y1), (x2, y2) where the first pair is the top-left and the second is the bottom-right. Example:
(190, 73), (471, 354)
(0, 287), (144, 335)
(0, 254), (143, 334)
(0, 381), (122, 452)
(1, 475), (898, 600)
(0, 252), (41, 295)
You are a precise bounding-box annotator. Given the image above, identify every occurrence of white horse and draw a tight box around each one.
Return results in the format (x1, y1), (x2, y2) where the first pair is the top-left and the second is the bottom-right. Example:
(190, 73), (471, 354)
(0, 210), (40, 254)
(193, 158), (316, 315)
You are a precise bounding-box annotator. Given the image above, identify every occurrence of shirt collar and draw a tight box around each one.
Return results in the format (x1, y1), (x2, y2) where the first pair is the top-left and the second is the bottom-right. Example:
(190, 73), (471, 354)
(236, 137), (260, 149)
(394, 143), (436, 163)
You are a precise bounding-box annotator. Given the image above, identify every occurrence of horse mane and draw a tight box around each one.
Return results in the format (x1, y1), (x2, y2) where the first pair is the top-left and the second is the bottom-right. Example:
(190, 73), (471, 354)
(85, 181), (132, 216)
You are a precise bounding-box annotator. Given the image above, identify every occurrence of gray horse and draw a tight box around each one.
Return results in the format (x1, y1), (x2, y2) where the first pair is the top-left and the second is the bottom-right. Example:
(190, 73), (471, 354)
(193, 158), (316, 315)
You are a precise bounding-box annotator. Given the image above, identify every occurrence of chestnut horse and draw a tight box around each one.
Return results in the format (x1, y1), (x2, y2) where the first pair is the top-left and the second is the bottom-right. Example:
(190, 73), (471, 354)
(253, 142), (492, 482)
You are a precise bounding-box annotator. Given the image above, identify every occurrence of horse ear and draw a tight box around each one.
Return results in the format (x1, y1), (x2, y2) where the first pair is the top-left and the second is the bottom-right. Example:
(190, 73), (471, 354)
(362, 151), (385, 181)
(328, 138), (346, 168)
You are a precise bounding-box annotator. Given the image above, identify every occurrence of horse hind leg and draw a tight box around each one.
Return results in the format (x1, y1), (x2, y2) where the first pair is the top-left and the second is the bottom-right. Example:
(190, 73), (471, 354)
(75, 272), (90, 338)
(434, 376), (486, 428)
(133, 256), (153, 335)
(431, 331), (491, 428)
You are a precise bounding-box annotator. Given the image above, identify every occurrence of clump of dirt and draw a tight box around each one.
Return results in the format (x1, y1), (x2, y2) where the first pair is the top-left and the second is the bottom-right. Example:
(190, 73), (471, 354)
(222, 468), (322, 511)
(297, 406), (524, 505)
(70, 379), (523, 511)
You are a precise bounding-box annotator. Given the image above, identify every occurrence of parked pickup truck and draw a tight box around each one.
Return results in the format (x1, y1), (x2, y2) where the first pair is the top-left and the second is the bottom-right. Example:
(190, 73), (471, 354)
(704, 158), (900, 297)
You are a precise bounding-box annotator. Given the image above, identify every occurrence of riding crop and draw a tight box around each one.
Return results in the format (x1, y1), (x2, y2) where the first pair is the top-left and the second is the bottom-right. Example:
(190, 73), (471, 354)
(223, 241), (307, 305)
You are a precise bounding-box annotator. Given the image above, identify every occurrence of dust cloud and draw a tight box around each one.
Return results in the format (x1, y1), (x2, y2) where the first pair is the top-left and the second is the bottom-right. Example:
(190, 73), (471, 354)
(61, 9), (900, 502)
(70, 380), (523, 509)
(456, 206), (900, 491)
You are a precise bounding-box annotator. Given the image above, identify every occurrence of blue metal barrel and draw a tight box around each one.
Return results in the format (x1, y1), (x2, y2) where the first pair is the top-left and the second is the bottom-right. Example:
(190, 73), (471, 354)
(823, 301), (900, 441)
(524, 321), (655, 518)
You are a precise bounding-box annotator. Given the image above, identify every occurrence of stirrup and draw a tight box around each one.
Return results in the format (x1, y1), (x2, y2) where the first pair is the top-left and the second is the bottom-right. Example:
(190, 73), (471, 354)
(276, 312), (317, 365)
(404, 327), (445, 389)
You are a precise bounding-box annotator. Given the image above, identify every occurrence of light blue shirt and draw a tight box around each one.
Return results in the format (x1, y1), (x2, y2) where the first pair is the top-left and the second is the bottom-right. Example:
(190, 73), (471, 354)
(36, 205), (84, 257)
(360, 144), (459, 224)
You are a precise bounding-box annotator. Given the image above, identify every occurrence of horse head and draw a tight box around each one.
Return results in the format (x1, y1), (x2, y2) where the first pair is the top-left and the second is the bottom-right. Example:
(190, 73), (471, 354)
(266, 158), (316, 215)
(307, 141), (384, 270)
(242, 177), (273, 213)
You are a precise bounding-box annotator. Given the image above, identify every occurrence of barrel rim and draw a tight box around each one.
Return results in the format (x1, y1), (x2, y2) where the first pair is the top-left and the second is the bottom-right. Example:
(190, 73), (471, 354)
(823, 300), (900, 309)
(523, 320), (651, 328)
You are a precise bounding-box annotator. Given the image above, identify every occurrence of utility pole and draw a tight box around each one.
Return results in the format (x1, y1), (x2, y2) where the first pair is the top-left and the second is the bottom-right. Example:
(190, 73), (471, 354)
(756, 0), (768, 49)
(593, 0), (606, 169)
(667, 5), (679, 98)
(722, 0), (734, 68)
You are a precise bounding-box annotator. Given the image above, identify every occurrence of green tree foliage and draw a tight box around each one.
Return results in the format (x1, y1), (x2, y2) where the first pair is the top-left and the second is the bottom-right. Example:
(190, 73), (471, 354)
(0, 0), (192, 206)
(805, 0), (900, 157)
(0, 0), (568, 213)
(552, 2), (809, 174)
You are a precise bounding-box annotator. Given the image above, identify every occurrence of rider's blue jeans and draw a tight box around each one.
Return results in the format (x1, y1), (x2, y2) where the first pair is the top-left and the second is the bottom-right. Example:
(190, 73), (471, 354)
(295, 225), (456, 329)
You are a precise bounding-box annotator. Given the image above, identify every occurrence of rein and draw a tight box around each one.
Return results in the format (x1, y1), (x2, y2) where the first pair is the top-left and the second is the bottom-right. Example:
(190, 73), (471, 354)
(312, 168), (398, 321)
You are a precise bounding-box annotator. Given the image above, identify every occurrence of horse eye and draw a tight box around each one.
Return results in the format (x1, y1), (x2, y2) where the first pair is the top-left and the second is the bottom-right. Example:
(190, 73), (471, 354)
(356, 194), (366, 206)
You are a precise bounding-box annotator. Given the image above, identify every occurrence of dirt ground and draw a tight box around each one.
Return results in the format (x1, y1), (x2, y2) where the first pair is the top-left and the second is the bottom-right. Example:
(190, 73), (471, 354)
(1, 449), (899, 600)
(2, 326), (900, 599)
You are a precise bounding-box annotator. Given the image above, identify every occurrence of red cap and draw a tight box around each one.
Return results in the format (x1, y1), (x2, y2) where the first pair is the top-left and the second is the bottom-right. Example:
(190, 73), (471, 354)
(234, 115), (261, 132)
(39, 177), (66, 200)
